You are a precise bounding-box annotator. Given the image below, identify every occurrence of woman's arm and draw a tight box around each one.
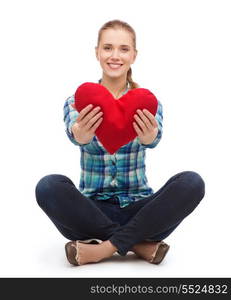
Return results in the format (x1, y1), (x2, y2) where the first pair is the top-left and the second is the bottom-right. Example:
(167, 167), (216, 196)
(63, 95), (103, 147)
(63, 95), (85, 146)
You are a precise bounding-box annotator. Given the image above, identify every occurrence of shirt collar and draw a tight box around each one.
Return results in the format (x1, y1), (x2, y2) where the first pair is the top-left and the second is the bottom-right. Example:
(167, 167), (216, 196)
(98, 79), (129, 95)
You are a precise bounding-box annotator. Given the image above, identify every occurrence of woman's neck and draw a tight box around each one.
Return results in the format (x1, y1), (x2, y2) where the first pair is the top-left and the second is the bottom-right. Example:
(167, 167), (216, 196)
(100, 75), (128, 99)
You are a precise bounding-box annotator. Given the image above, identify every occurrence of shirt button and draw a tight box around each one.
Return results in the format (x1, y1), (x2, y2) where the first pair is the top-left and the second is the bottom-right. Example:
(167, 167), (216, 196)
(110, 179), (118, 186)
(111, 166), (116, 171)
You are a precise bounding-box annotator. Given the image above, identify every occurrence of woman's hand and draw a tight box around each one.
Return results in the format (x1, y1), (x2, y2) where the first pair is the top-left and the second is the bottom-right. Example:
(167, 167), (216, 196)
(71, 103), (103, 144)
(133, 109), (158, 145)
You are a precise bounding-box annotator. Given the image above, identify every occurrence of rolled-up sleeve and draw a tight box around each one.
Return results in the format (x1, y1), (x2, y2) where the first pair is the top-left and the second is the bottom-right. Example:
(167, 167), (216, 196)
(140, 100), (163, 149)
(63, 95), (84, 146)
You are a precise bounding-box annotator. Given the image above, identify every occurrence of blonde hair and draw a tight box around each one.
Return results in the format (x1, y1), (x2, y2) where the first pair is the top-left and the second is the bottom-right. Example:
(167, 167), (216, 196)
(96, 19), (139, 89)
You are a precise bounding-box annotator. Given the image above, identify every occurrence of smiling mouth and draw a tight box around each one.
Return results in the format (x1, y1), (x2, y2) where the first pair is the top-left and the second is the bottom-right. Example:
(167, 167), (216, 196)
(107, 63), (123, 69)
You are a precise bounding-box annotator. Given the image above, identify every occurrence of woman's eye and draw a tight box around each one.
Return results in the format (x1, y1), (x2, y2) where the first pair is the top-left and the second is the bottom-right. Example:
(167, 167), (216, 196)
(104, 47), (128, 51)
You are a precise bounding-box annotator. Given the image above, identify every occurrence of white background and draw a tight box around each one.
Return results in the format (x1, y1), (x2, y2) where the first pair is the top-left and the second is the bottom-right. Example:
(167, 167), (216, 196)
(0, 0), (230, 277)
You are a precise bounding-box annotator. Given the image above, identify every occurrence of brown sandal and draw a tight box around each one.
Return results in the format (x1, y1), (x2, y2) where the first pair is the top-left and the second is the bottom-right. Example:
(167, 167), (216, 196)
(150, 241), (170, 265)
(65, 239), (101, 266)
(65, 241), (81, 265)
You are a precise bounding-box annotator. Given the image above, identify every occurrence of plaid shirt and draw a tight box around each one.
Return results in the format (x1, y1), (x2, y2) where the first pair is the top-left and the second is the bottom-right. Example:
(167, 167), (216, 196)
(63, 80), (163, 208)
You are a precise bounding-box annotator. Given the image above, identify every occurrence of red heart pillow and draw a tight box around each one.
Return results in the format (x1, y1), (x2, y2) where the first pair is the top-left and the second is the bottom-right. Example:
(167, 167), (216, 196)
(74, 82), (158, 154)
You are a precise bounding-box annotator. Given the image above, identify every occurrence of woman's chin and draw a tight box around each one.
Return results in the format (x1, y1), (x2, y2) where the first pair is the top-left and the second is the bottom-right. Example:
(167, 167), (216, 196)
(103, 70), (127, 79)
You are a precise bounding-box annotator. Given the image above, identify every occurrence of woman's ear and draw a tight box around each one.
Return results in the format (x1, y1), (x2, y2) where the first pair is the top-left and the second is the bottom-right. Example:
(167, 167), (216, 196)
(131, 49), (138, 65)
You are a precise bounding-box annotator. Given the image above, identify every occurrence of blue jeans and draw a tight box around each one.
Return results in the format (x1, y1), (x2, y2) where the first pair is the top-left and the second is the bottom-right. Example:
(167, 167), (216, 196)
(35, 171), (205, 256)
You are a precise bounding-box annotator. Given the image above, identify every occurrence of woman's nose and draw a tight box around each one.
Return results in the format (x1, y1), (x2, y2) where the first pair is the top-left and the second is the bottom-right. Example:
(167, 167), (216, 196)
(110, 49), (120, 58)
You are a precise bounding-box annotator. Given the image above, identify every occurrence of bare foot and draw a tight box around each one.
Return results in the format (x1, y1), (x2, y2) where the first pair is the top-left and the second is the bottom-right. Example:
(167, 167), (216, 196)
(131, 241), (161, 262)
(76, 240), (117, 266)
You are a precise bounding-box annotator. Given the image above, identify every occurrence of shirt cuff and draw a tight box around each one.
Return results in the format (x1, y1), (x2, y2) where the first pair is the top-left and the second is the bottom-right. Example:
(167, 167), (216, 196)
(66, 125), (90, 147)
(140, 138), (157, 149)
(138, 129), (161, 149)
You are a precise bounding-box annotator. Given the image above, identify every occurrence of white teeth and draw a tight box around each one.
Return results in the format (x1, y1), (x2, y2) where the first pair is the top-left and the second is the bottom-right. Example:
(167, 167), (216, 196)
(108, 63), (122, 69)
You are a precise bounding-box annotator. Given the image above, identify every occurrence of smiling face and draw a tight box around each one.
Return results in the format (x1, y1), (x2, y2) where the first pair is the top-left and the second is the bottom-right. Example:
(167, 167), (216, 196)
(95, 28), (137, 80)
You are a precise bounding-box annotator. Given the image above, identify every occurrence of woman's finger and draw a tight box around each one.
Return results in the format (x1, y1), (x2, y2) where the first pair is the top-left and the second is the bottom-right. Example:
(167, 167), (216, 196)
(133, 122), (142, 136)
(134, 113), (147, 132)
(137, 110), (153, 130)
(86, 111), (103, 130)
(90, 117), (103, 133)
(143, 109), (158, 128)
(78, 104), (94, 121)
(81, 106), (101, 126)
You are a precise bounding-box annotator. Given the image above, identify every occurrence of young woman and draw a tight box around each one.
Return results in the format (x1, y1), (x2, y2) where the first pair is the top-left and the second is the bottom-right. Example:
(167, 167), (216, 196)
(35, 20), (205, 266)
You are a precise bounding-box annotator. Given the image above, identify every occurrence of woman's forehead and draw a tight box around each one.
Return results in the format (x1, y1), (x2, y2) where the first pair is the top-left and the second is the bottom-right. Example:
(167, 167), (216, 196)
(100, 28), (133, 46)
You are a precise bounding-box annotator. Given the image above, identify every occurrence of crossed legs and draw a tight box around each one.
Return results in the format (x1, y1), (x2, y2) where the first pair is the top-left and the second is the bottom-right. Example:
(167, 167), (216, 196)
(35, 171), (205, 265)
